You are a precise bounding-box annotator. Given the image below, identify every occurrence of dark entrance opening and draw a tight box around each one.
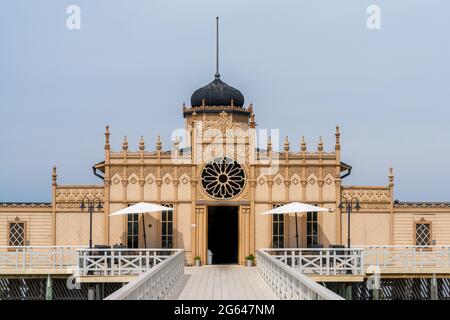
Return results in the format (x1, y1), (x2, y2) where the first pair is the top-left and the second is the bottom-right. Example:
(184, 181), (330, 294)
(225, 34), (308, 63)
(207, 206), (239, 264)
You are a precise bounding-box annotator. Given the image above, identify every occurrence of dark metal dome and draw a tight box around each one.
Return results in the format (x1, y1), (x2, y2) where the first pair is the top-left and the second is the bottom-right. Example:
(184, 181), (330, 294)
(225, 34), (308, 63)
(191, 75), (245, 107)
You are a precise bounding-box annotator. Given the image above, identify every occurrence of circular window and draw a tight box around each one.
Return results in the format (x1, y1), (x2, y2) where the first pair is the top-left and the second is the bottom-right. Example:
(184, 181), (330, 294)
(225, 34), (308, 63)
(201, 157), (245, 199)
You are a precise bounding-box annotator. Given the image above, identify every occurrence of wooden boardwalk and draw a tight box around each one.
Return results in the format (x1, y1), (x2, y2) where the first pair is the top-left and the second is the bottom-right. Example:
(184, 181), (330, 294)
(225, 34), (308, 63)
(170, 265), (277, 300)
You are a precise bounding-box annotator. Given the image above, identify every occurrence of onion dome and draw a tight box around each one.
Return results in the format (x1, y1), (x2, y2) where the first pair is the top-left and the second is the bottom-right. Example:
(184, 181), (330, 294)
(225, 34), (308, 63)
(191, 74), (245, 107)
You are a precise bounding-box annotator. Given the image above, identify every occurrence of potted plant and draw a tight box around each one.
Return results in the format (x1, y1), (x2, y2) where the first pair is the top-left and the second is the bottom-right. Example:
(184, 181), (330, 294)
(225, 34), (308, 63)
(194, 256), (201, 267)
(245, 254), (255, 267)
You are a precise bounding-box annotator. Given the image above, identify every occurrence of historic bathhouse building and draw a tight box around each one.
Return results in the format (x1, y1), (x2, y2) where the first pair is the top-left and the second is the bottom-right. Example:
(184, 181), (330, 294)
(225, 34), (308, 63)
(2, 61), (450, 266)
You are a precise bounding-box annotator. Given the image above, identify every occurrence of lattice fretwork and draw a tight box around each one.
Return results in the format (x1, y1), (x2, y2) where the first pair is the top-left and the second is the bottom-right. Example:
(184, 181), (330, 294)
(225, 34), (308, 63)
(415, 223), (431, 246)
(9, 222), (25, 246)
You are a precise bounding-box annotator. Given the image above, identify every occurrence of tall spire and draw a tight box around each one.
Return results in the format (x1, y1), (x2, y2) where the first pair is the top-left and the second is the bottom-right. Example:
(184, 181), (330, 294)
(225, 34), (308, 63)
(215, 17), (220, 79)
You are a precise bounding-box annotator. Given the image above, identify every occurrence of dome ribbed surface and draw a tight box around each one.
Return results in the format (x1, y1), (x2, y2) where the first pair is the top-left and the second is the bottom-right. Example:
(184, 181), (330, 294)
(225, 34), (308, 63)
(191, 76), (244, 107)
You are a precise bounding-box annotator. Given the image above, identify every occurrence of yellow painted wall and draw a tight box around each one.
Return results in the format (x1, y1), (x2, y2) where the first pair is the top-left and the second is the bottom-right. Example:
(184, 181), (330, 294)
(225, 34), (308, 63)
(0, 209), (52, 246)
(394, 211), (450, 245)
(342, 212), (390, 246)
(255, 203), (271, 249)
(55, 211), (105, 246)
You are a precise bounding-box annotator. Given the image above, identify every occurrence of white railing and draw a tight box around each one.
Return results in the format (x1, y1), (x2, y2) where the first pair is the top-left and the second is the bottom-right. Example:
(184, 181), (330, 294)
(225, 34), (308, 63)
(362, 245), (450, 271)
(263, 248), (364, 275)
(104, 249), (184, 300)
(77, 248), (180, 276)
(263, 246), (450, 275)
(2, 245), (450, 276)
(0, 246), (81, 270)
(257, 250), (344, 300)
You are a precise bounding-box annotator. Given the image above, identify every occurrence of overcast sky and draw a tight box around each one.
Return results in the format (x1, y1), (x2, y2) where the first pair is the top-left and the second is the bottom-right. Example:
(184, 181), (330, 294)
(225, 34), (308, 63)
(1, 0), (449, 202)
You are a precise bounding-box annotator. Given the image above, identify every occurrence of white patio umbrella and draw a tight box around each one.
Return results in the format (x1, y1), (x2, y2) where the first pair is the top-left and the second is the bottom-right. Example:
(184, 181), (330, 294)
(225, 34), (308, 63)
(110, 202), (173, 248)
(260, 202), (332, 248)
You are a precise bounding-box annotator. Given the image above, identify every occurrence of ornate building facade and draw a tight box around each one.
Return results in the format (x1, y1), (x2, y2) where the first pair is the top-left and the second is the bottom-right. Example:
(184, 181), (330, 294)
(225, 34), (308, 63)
(2, 70), (450, 266)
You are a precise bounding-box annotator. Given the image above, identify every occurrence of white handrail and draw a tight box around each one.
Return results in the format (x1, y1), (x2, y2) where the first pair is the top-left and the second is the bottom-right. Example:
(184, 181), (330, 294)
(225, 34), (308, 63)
(257, 249), (344, 300)
(361, 245), (450, 270)
(104, 249), (184, 300)
(2, 245), (450, 275)
(262, 248), (364, 275)
(0, 246), (83, 270)
(76, 248), (180, 276)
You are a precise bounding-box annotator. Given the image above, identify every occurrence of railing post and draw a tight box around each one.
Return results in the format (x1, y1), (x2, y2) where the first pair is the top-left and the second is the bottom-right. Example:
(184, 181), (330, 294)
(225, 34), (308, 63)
(112, 250), (116, 275)
(375, 248), (378, 268)
(360, 249), (364, 275)
(290, 250), (294, 267)
(29, 247), (32, 269)
(299, 250), (303, 273)
(332, 249), (337, 275)
(59, 247), (63, 269)
(104, 250), (108, 276)
(16, 248), (19, 269)
(79, 250), (84, 276)
(118, 250), (122, 276)
(448, 248), (450, 267)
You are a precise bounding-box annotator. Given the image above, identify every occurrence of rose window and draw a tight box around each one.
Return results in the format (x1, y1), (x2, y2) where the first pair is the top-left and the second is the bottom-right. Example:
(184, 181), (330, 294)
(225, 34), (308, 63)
(201, 157), (245, 199)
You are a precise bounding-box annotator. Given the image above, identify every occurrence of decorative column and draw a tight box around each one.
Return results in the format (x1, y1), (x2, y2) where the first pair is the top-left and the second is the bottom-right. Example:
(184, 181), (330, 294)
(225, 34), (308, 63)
(267, 135), (273, 206)
(301, 137), (307, 201)
(195, 205), (206, 263)
(335, 125), (342, 245)
(283, 136), (290, 200)
(267, 178), (274, 242)
(139, 136), (145, 201)
(317, 137), (324, 203)
(104, 125), (111, 245)
(249, 178), (256, 254)
(189, 114), (198, 263)
(137, 136), (146, 247)
(173, 164), (179, 248)
(240, 207), (251, 265)
(335, 178), (342, 245)
(388, 166), (395, 245)
(51, 166), (57, 245)
(191, 179), (198, 261)
(248, 112), (256, 255)
(156, 135), (162, 246)
(317, 137), (324, 243)
(121, 136), (129, 235)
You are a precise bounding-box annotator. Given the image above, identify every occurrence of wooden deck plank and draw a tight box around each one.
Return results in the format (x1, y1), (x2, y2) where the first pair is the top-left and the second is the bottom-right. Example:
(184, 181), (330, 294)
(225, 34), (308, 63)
(173, 265), (276, 300)
(227, 265), (244, 299)
(213, 266), (222, 299)
(235, 265), (252, 299)
(193, 266), (207, 300)
(203, 266), (214, 299)
(244, 268), (264, 299)
(220, 266), (230, 300)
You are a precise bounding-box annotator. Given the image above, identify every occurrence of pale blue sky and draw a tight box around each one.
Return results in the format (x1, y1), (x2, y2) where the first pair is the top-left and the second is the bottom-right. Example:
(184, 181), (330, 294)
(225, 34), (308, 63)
(0, 0), (449, 202)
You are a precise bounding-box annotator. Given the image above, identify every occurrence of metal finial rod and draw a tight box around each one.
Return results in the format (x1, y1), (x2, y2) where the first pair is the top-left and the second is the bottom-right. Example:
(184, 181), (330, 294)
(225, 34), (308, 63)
(215, 17), (220, 78)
